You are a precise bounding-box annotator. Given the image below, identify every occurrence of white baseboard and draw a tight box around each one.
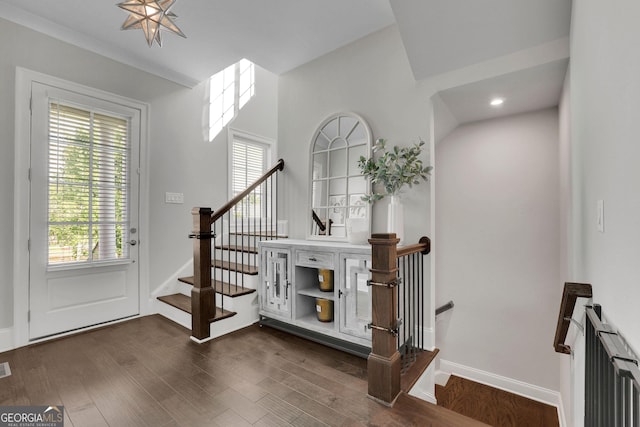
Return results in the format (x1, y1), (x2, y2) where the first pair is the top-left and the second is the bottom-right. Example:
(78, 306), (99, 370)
(415, 326), (435, 351)
(557, 393), (567, 427)
(0, 328), (13, 353)
(3, 316), (143, 353)
(438, 359), (566, 427)
(435, 370), (451, 387)
(408, 362), (437, 404)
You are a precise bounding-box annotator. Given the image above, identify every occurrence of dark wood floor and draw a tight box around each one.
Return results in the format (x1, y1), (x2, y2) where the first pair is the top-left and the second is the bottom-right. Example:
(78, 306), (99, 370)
(436, 375), (560, 427)
(0, 315), (548, 426)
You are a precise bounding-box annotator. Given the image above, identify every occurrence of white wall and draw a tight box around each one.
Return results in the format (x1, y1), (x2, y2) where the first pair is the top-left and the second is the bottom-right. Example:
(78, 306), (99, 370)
(570, 0), (640, 354)
(0, 17), (176, 330)
(435, 108), (563, 392)
(277, 25), (432, 242)
(558, 67), (575, 426)
(567, 0), (640, 423)
(148, 66), (278, 292)
(0, 17), (278, 333)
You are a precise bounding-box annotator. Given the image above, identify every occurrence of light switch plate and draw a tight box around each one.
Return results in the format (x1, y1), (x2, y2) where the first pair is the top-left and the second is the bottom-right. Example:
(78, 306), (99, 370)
(597, 200), (604, 233)
(165, 192), (184, 204)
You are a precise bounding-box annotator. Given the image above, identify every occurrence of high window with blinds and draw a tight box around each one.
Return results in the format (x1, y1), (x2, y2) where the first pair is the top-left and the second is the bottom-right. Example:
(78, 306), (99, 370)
(230, 134), (269, 218)
(48, 101), (130, 265)
(209, 59), (255, 141)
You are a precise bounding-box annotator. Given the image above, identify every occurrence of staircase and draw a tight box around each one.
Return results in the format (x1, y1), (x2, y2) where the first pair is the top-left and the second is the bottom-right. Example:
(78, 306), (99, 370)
(155, 159), (286, 342)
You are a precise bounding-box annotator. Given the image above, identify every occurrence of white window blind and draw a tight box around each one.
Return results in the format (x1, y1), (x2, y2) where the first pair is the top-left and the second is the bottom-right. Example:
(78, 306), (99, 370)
(48, 101), (130, 265)
(231, 137), (268, 218)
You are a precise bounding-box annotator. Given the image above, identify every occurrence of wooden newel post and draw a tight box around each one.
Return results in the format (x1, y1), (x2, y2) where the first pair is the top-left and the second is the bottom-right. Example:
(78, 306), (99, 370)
(367, 233), (401, 406)
(191, 207), (214, 341)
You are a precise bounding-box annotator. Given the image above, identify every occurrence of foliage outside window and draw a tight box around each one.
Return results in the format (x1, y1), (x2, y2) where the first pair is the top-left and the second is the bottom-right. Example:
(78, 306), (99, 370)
(48, 102), (130, 265)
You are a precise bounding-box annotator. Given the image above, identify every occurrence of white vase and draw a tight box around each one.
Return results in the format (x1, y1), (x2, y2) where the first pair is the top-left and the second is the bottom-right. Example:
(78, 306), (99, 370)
(387, 195), (404, 245)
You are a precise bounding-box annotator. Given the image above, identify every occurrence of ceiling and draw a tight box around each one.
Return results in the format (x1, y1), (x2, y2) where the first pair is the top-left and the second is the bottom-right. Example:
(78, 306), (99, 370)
(439, 58), (569, 126)
(0, 0), (395, 87)
(391, 0), (572, 81)
(0, 0), (571, 122)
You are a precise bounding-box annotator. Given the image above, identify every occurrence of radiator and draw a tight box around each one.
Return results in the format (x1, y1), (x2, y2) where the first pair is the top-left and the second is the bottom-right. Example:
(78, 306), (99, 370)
(585, 305), (640, 427)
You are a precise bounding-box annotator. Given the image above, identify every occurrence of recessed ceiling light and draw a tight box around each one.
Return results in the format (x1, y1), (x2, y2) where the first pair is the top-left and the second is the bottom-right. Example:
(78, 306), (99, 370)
(490, 98), (505, 107)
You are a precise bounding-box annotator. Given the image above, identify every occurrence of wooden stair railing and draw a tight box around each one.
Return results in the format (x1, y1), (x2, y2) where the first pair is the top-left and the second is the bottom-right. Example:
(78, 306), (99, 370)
(210, 159), (285, 224)
(553, 282), (592, 354)
(189, 159), (285, 342)
(367, 233), (432, 406)
(191, 207), (215, 340)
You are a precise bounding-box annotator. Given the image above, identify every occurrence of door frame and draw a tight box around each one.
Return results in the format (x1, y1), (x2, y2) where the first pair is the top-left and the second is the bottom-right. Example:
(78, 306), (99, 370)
(13, 67), (151, 348)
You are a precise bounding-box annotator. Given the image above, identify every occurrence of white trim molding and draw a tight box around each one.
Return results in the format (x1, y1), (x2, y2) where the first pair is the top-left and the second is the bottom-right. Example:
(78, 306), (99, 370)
(0, 3), (196, 87)
(438, 359), (567, 427)
(13, 67), (151, 349)
(408, 362), (437, 404)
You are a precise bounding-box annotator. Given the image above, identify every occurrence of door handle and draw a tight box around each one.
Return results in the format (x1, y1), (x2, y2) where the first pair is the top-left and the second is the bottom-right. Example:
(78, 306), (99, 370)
(129, 240), (138, 246)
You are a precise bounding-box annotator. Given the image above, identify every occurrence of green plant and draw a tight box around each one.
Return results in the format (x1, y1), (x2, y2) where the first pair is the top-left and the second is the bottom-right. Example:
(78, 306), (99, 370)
(357, 138), (432, 203)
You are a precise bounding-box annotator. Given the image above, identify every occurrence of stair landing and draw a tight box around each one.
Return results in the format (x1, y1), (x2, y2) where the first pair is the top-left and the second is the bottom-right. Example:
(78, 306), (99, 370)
(383, 393), (490, 426)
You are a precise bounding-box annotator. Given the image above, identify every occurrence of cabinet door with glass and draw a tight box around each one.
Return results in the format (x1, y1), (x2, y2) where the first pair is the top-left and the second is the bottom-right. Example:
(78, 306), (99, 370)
(261, 247), (291, 319)
(339, 254), (372, 339)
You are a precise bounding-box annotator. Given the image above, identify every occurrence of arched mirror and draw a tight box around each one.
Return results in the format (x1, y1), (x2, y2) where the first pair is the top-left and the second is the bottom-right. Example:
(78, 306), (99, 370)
(308, 113), (372, 241)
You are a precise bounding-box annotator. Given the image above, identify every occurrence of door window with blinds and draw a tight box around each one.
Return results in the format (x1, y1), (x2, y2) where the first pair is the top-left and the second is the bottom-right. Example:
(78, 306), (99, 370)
(229, 130), (272, 219)
(47, 101), (131, 265)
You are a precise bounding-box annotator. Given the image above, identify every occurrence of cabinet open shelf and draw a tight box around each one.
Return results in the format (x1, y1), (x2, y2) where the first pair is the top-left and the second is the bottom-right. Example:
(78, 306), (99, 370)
(297, 288), (334, 299)
(259, 239), (372, 352)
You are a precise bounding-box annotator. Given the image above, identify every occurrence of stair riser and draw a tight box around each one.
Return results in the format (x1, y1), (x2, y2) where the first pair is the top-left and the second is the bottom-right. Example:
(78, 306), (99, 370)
(177, 276), (258, 290)
(220, 218), (288, 236)
(175, 280), (192, 296)
(213, 248), (260, 265)
(208, 292), (259, 340)
(211, 269), (259, 288)
(177, 273), (258, 291)
(156, 290), (259, 339)
(155, 299), (192, 330)
(215, 234), (274, 250)
(171, 289), (242, 311)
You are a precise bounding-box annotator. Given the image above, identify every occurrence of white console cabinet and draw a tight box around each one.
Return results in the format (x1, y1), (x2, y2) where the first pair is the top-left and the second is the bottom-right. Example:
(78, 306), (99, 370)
(258, 239), (372, 353)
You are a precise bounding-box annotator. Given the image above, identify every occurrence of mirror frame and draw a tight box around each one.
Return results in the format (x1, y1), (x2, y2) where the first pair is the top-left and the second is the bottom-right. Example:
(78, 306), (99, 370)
(307, 112), (372, 242)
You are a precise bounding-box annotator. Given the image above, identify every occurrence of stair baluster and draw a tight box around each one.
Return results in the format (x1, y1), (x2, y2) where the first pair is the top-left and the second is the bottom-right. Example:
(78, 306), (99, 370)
(183, 159), (285, 342)
(368, 233), (432, 406)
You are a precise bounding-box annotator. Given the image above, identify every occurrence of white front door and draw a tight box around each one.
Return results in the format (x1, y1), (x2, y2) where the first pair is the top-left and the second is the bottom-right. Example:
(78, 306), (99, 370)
(28, 82), (140, 339)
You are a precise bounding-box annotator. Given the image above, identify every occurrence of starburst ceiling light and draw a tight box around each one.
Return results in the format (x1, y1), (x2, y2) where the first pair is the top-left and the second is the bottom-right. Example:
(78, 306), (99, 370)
(118, 0), (186, 47)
